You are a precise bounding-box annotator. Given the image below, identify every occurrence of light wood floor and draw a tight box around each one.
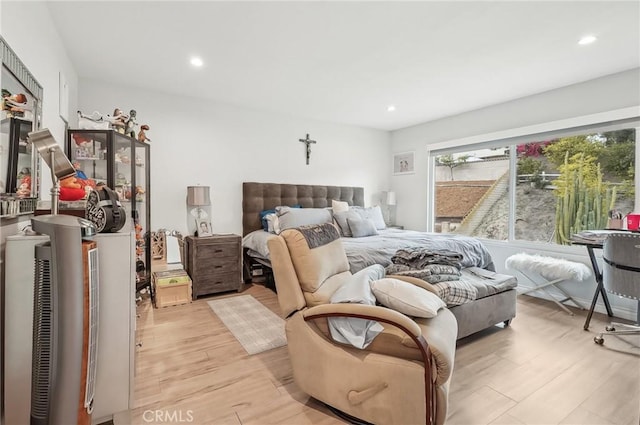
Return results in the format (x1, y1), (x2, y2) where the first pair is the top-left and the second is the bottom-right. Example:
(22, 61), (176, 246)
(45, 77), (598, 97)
(122, 283), (640, 425)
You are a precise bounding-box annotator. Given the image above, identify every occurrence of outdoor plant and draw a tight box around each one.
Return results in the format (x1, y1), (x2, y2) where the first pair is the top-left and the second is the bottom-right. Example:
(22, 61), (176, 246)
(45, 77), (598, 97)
(553, 152), (616, 245)
(544, 135), (604, 168)
(516, 141), (551, 157)
(436, 154), (470, 180)
(517, 157), (550, 188)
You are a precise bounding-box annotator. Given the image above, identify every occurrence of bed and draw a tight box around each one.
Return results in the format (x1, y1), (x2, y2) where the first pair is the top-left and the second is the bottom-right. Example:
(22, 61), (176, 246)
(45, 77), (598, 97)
(242, 182), (516, 338)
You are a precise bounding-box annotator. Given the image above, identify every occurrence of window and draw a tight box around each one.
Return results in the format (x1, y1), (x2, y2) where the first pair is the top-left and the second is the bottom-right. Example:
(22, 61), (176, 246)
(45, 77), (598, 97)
(430, 120), (638, 245)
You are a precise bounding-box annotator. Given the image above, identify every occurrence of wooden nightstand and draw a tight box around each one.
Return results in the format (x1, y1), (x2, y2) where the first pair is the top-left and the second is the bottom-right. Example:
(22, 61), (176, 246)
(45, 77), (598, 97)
(184, 234), (242, 299)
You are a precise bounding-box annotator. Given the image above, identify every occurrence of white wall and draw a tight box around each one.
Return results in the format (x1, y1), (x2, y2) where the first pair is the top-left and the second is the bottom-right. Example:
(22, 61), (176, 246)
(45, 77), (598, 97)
(0, 0), (79, 285)
(391, 68), (640, 320)
(1, 1), (79, 191)
(79, 79), (391, 236)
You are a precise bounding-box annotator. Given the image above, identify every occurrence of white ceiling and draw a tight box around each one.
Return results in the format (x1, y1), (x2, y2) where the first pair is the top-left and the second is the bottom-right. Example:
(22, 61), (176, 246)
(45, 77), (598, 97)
(46, 1), (640, 131)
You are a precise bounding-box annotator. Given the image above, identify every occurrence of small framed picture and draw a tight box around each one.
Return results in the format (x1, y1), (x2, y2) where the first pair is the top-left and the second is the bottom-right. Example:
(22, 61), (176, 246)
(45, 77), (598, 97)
(393, 151), (415, 175)
(197, 219), (213, 237)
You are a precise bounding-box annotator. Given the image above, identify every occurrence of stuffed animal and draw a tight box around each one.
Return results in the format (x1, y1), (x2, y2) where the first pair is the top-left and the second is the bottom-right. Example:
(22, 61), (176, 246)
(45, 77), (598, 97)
(59, 164), (96, 201)
(59, 176), (86, 201)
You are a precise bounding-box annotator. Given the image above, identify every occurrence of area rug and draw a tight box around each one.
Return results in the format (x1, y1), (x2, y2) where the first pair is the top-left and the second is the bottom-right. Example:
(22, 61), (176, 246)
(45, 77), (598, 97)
(207, 295), (286, 355)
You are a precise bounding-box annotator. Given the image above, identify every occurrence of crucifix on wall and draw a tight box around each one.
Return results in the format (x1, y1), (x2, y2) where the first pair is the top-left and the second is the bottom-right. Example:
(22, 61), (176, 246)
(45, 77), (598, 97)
(298, 133), (317, 165)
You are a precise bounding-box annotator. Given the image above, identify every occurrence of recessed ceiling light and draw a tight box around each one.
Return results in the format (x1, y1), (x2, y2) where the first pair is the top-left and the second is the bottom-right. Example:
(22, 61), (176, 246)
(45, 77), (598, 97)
(578, 35), (597, 45)
(190, 57), (204, 67)
(387, 105), (396, 112)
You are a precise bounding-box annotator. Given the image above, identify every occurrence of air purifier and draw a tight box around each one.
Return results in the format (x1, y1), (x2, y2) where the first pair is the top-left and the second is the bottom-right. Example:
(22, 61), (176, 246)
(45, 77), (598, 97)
(29, 214), (98, 425)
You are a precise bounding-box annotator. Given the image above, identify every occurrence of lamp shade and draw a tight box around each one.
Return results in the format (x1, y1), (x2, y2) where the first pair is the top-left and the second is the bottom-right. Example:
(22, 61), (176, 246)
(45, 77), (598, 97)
(187, 186), (211, 206)
(386, 191), (396, 206)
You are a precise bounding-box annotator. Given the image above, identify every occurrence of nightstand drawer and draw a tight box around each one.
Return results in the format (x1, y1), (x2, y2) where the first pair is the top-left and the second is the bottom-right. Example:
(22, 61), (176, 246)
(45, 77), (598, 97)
(196, 242), (239, 259)
(195, 257), (239, 276)
(195, 272), (239, 295)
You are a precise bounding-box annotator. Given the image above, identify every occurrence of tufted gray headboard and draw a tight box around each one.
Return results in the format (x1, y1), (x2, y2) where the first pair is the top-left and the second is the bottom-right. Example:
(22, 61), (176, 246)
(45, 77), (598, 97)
(242, 182), (365, 236)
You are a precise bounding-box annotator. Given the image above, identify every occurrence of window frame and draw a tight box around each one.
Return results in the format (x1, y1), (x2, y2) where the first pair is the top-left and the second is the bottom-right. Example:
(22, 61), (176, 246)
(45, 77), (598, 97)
(426, 107), (640, 242)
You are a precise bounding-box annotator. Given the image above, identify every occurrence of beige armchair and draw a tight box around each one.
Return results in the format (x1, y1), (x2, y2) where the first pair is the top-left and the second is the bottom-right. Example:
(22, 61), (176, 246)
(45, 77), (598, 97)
(267, 225), (458, 425)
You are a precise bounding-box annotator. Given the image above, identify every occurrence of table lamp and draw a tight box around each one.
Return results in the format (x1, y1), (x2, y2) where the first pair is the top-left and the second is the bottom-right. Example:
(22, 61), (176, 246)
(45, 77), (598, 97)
(187, 185), (211, 235)
(385, 191), (396, 226)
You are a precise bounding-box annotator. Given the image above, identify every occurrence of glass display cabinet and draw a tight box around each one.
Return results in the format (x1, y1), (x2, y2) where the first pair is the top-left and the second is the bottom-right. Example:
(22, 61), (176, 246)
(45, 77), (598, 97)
(1, 117), (35, 195)
(1, 36), (43, 219)
(0, 117), (38, 217)
(66, 129), (151, 290)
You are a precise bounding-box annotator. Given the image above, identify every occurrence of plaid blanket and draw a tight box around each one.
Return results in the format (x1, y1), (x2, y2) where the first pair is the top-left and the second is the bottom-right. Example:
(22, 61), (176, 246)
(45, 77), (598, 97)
(386, 247), (477, 305)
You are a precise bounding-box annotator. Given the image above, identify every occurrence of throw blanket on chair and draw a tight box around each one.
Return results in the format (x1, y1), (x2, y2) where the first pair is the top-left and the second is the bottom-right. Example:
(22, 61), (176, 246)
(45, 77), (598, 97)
(297, 223), (340, 248)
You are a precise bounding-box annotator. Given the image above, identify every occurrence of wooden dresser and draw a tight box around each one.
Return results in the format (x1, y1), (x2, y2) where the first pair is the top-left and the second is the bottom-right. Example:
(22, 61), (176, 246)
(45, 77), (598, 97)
(184, 234), (242, 299)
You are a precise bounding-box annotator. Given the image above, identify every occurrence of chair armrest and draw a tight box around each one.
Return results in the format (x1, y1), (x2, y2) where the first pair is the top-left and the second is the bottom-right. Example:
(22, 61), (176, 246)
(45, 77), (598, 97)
(303, 303), (422, 338)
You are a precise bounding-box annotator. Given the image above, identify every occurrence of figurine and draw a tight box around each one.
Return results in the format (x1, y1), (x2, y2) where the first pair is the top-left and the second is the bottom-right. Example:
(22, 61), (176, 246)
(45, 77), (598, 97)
(2, 89), (29, 118)
(16, 174), (31, 198)
(135, 185), (145, 202)
(111, 108), (127, 133)
(115, 148), (130, 164)
(77, 110), (110, 130)
(125, 109), (137, 139)
(72, 133), (91, 148)
(137, 124), (151, 143)
(73, 162), (88, 180)
(16, 168), (31, 197)
(72, 162), (96, 189)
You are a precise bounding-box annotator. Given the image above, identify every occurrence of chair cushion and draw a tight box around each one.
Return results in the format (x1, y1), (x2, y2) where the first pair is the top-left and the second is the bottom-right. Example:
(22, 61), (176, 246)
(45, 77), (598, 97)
(371, 278), (447, 318)
(281, 224), (350, 293)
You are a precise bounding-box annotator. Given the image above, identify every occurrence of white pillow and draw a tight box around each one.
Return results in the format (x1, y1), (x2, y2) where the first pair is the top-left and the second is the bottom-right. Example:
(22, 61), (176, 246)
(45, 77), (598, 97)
(332, 199), (349, 213)
(265, 213), (280, 234)
(352, 206), (386, 230)
(276, 206), (332, 233)
(370, 278), (446, 318)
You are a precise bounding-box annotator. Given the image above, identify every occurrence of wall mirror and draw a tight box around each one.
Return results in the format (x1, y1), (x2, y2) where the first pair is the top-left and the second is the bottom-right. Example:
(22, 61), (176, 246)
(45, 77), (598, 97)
(0, 36), (43, 218)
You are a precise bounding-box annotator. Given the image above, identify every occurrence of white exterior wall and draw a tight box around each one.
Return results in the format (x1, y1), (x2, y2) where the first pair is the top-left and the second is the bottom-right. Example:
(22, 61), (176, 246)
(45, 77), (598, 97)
(435, 158), (509, 182)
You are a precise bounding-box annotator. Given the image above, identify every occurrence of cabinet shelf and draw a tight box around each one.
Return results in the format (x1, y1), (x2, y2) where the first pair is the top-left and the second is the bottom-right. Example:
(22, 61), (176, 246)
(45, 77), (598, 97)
(66, 129), (151, 290)
(1, 117), (36, 198)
